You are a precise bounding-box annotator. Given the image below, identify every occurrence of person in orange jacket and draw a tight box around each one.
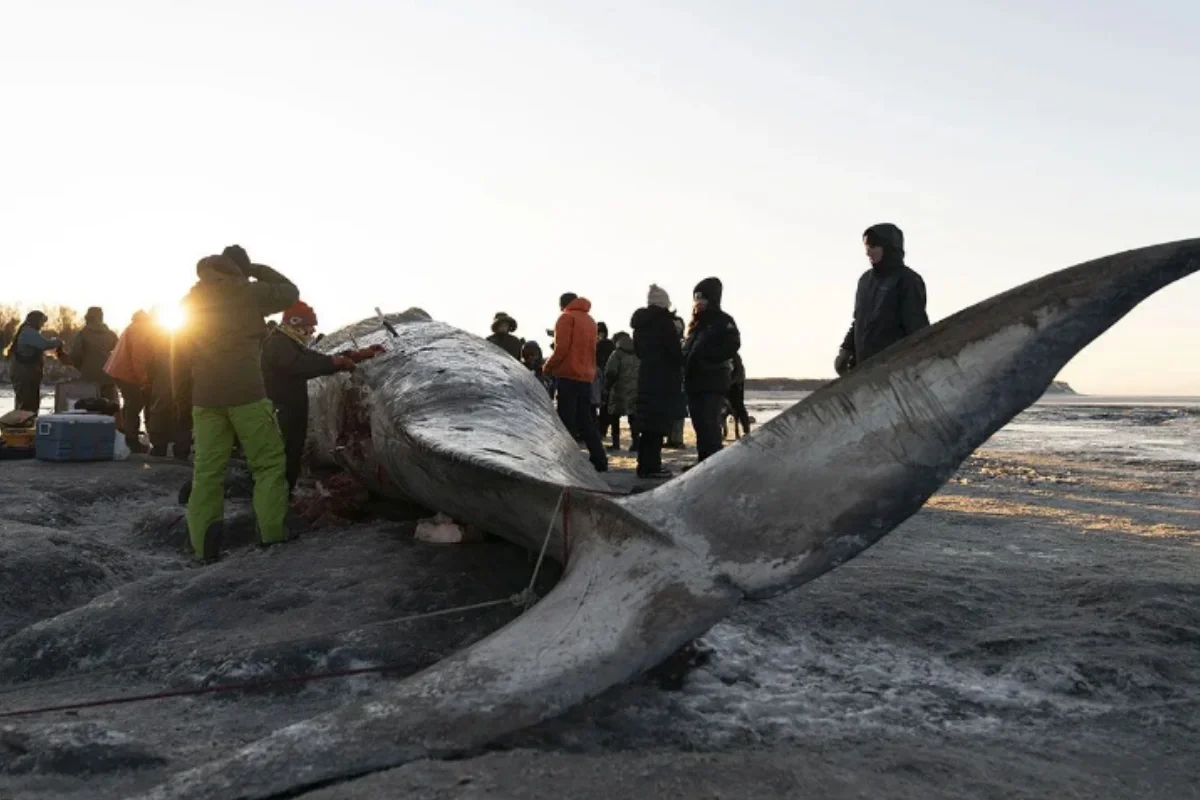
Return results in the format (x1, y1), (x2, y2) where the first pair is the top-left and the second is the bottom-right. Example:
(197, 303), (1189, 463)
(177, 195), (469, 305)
(104, 310), (158, 453)
(543, 292), (607, 472)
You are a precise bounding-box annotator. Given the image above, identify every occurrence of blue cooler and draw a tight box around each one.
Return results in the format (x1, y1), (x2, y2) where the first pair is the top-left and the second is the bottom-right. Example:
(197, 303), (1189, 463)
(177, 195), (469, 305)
(35, 413), (116, 462)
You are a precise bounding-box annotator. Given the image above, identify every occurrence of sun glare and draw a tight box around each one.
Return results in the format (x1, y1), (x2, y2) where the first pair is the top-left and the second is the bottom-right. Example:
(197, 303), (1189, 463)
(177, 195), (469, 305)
(158, 304), (187, 332)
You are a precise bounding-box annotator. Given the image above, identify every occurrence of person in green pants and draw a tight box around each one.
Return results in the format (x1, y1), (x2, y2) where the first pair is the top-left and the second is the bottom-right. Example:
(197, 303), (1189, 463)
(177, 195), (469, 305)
(177, 245), (300, 562)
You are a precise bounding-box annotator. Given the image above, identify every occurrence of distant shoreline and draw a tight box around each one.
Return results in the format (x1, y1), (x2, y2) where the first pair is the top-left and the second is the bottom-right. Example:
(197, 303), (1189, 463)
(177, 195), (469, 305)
(744, 378), (1080, 395)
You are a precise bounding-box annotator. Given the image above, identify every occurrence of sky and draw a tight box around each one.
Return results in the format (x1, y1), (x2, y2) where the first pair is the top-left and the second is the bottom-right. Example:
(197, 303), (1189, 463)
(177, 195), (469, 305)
(2, 0), (1197, 394)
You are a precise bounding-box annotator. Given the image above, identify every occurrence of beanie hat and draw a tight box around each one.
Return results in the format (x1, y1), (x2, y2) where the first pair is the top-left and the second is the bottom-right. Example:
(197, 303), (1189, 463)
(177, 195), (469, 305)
(647, 284), (671, 309)
(283, 301), (318, 328)
(693, 277), (723, 308)
(597, 321), (608, 335)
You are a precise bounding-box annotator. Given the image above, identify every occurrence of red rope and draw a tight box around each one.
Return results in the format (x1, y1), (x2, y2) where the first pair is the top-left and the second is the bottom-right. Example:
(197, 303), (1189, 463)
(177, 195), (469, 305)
(0, 663), (408, 719)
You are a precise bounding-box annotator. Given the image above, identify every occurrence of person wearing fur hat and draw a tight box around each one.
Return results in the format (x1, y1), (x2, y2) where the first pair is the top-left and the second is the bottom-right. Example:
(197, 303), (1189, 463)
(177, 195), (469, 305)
(486, 312), (523, 360)
(630, 284), (685, 479)
(261, 300), (363, 497)
(683, 276), (741, 462)
(177, 245), (299, 562)
(835, 223), (929, 375)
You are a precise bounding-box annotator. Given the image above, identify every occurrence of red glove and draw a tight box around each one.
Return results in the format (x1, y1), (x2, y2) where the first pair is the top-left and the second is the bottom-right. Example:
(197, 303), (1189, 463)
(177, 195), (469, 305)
(332, 355), (356, 372)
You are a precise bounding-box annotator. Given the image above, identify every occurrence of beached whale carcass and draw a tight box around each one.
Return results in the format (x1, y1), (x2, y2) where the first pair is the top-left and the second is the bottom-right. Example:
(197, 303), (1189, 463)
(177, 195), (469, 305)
(142, 238), (1199, 799)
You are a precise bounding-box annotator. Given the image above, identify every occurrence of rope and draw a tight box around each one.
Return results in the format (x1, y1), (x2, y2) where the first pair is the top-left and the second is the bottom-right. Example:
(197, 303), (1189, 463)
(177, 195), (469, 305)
(0, 489), (572, 718)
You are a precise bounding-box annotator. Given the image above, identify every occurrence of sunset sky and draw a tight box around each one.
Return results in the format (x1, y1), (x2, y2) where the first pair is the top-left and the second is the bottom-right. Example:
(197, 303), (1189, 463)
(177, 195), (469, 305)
(2, 0), (1197, 394)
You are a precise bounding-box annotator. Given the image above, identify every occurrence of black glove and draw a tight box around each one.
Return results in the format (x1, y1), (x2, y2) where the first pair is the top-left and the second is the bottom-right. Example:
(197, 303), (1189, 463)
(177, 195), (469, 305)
(834, 348), (855, 376)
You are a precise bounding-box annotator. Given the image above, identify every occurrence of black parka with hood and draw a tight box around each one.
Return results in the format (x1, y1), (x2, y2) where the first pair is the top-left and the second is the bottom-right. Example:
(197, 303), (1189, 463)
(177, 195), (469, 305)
(840, 223), (929, 365)
(683, 277), (741, 395)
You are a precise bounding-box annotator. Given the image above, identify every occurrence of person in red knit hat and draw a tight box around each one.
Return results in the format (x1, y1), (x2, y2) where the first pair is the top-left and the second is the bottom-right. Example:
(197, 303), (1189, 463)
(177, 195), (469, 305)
(260, 301), (380, 495)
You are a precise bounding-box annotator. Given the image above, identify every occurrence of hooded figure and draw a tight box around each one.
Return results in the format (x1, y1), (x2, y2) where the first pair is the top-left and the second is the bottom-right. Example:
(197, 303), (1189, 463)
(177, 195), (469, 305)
(485, 312), (523, 360)
(630, 284), (685, 478)
(68, 307), (120, 404)
(5, 311), (61, 413)
(683, 276), (741, 462)
(261, 300), (361, 495)
(836, 223), (929, 375)
(178, 245), (299, 562)
(544, 295), (607, 472)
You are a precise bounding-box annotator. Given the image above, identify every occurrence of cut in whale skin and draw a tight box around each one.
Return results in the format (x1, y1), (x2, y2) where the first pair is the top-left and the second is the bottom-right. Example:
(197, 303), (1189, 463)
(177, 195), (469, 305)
(139, 238), (1199, 799)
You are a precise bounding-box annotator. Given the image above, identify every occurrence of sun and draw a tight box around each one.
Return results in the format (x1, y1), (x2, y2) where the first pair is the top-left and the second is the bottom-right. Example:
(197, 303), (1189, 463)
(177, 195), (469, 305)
(158, 304), (187, 332)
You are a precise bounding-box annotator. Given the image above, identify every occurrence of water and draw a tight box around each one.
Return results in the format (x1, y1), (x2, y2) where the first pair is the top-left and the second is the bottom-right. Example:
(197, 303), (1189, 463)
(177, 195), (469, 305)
(0, 387), (62, 417)
(745, 391), (1200, 464)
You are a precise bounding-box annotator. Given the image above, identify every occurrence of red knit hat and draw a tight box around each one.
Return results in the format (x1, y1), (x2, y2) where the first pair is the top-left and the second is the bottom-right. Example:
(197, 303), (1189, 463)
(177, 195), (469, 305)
(283, 301), (318, 327)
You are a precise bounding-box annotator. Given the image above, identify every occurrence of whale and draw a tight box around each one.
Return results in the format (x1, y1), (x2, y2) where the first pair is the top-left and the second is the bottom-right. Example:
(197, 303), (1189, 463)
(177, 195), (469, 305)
(141, 238), (1199, 799)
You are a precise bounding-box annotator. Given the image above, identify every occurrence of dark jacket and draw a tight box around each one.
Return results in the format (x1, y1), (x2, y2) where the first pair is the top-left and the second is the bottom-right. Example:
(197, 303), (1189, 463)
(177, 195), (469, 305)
(841, 223), (930, 365)
(261, 328), (340, 420)
(731, 352), (746, 385)
(683, 277), (741, 395)
(630, 305), (685, 435)
(486, 331), (523, 360)
(8, 325), (61, 368)
(179, 255), (299, 408)
(69, 322), (119, 386)
(595, 338), (616, 386)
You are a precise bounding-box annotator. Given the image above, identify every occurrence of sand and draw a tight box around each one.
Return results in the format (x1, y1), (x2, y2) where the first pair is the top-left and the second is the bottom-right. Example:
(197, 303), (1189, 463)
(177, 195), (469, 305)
(0, 432), (1197, 799)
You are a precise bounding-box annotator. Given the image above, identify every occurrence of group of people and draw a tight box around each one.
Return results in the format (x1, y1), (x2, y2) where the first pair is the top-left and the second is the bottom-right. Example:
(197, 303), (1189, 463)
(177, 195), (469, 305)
(485, 278), (745, 479)
(482, 222), (929, 480)
(6, 222), (929, 561)
(4, 245), (384, 563)
(4, 307), (190, 458)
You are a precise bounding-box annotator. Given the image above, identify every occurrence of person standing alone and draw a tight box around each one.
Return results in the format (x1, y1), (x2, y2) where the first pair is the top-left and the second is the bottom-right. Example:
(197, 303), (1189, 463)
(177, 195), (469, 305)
(544, 292), (608, 472)
(683, 277), (740, 463)
(835, 223), (929, 375)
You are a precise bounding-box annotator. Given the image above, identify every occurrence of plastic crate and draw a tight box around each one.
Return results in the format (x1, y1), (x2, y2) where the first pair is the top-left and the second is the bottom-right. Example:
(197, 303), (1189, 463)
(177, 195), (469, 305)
(35, 413), (116, 462)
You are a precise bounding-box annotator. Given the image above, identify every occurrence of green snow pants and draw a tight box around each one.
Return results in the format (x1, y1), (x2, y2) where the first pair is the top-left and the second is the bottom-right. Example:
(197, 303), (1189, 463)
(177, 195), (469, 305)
(186, 400), (289, 558)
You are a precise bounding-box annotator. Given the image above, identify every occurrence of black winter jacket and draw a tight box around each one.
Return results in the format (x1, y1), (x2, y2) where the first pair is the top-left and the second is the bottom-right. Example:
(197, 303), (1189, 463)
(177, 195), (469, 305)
(840, 262), (929, 364)
(683, 309), (741, 395)
(261, 329), (340, 420)
(486, 331), (523, 360)
(630, 305), (685, 435)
